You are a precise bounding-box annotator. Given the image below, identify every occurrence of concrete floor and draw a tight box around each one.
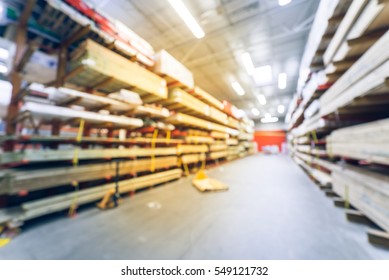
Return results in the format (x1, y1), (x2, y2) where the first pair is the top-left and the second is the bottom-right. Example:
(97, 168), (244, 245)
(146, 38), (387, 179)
(0, 154), (388, 259)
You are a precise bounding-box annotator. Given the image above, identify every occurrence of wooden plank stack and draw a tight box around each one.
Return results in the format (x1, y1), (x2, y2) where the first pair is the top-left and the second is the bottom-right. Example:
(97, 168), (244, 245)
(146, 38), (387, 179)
(287, 0), (389, 241)
(0, 3), (256, 225)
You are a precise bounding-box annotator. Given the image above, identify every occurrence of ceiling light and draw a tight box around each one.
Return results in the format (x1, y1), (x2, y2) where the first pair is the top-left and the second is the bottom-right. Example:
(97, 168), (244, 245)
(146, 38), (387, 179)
(251, 108), (259, 116)
(278, 0), (292, 6)
(168, 0), (205, 39)
(265, 113), (271, 119)
(278, 104), (285, 114)
(278, 72), (287, 89)
(257, 94), (266, 105)
(0, 64), (8, 73)
(261, 116), (279, 123)
(253, 65), (272, 85)
(231, 81), (245, 96)
(241, 52), (254, 75)
(0, 47), (9, 60)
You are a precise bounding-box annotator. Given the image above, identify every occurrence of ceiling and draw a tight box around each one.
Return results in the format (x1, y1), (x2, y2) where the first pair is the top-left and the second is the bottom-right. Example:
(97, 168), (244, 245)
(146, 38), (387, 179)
(87, 0), (320, 122)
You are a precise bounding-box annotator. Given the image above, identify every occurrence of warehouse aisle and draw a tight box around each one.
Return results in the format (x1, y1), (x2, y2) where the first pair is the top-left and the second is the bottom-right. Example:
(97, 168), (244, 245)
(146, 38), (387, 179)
(0, 155), (387, 260)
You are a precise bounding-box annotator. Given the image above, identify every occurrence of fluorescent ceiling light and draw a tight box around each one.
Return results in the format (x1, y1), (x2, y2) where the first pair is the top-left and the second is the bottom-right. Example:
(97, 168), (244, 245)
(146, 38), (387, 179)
(261, 116), (279, 123)
(278, 0), (292, 6)
(251, 108), (259, 116)
(241, 52), (254, 75)
(0, 64), (8, 73)
(278, 104), (285, 114)
(0, 47), (9, 60)
(253, 65), (272, 85)
(168, 0), (205, 39)
(278, 72), (287, 89)
(231, 81), (245, 96)
(257, 94), (266, 105)
(265, 113), (271, 119)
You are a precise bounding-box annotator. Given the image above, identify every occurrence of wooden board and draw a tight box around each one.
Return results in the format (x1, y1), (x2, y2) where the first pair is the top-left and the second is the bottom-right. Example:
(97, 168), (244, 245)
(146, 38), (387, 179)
(320, 30), (389, 116)
(208, 150), (228, 160)
(14, 169), (182, 222)
(177, 145), (208, 154)
(332, 164), (389, 232)
(327, 118), (389, 165)
(0, 147), (178, 165)
(185, 136), (214, 144)
(67, 40), (167, 102)
(153, 50), (194, 89)
(181, 153), (206, 164)
(0, 156), (178, 195)
(209, 143), (228, 152)
(191, 86), (224, 110)
(167, 113), (239, 136)
(20, 101), (143, 128)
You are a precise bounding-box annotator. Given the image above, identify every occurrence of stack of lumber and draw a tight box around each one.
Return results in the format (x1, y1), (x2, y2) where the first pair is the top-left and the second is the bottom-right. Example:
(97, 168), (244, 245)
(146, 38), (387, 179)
(14, 169), (183, 222)
(0, 147), (178, 165)
(68, 39), (167, 102)
(0, 7), (257, 224)
(327, 118), (389, 165)
(288, 0), (389, 240)
(0, 156), (178, 195)
(332, 164), (389, 233)
(153, 50), (194, 89)
(293, 156), (332, 186)
(167, 113), (239, 135)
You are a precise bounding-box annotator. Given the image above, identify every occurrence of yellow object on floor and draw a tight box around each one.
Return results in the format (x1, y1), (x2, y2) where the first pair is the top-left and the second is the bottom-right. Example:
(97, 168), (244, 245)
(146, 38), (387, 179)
(192, 170), (228, 192)
(0, 238), (11, 248)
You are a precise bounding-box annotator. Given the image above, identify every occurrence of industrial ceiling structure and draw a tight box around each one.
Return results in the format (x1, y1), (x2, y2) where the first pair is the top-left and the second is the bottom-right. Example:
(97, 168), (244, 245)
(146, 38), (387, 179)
(88, 0), (320, 123)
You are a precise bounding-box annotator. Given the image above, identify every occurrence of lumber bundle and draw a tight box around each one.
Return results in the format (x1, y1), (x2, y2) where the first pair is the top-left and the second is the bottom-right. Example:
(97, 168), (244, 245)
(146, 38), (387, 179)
(177, 145), (208, 154)
(209, 143), (228, 152)
(332, 164), (389, 232)
(294, 151), (339, 172)
(167, 113), (239, 135)
(191, 86), (224, 110)
(320, 30), (389, 116)
(153, 50), (194, 89)
(0, 156), (178, 195)
(181, 153), (206, 164)
(185, 136), (214, 144)
(131, 105), (170, 119)
(327, 118), (389, 165)
(208, 151), (228, 160)
(163, 88), (210, 117)
(0, 147), (178, 165)
(68, 40), (167, 102)
(20, 102), (143, 128)
(293, 156), (332, 186)
(15, 169), (182, 222)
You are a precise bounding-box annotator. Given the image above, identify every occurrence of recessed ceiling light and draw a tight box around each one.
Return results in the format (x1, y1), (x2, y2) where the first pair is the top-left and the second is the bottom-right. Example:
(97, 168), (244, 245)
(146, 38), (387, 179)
(253, 65), (272, 85)
(278, 104), (285, 114)
(278, 73), (287, 89)
(241, 52), (255, 75)
(168, 0), (205, 39)
(278, 0), (292, 6)
(257, 94), (266, 105)
(251, 108), (260, 116)
(261, 116), (279, 123)
(231, 81), (245, 96)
